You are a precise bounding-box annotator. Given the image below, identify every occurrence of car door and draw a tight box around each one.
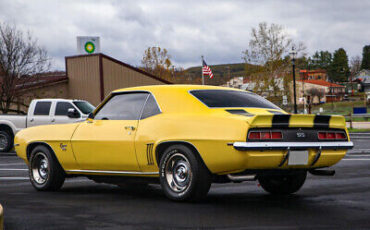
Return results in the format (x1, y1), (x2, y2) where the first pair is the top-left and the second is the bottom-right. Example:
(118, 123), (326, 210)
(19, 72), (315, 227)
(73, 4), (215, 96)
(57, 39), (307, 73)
(52, 101), (81, 124)
(27, 101), (53, 127)
(71, 92), (149, 172)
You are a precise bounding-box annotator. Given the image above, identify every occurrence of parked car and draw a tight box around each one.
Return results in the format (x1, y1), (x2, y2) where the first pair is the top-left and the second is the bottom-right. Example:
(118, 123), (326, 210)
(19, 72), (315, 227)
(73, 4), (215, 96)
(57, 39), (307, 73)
(14, 85), (353, 201)
(0, 99), (95, 152)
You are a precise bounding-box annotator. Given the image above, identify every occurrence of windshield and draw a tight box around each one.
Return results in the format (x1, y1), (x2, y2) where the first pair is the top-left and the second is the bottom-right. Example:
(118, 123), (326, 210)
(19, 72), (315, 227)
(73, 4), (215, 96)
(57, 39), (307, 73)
(73, 101), (95, 114)
(190, 90), (280, 109)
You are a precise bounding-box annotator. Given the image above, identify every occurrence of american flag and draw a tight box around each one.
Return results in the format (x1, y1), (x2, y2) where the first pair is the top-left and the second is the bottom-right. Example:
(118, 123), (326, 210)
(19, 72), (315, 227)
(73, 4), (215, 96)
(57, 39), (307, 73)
(202, 60), (214, 79)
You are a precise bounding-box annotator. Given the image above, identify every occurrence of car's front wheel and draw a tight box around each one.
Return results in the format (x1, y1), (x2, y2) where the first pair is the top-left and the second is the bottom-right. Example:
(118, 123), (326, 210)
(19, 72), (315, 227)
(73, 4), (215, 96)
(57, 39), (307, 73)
(29, 145), (65, 191)
(159, 144), (212, 201)
(258, 171), (307, 195)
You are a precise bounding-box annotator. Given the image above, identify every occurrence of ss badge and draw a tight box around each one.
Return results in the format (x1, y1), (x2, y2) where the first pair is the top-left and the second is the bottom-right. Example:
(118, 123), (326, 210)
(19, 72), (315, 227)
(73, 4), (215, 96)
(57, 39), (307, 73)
(296, 132), (306, 138)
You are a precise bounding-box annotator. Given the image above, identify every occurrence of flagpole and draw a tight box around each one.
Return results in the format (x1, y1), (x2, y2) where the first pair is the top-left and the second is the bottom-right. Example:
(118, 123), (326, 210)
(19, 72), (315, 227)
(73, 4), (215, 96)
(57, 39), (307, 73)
(201, 55), (205, 85)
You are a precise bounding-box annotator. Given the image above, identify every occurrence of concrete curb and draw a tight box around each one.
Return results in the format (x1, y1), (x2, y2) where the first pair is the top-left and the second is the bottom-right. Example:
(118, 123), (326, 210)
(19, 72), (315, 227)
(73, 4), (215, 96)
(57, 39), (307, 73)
(0, 204), (3, 230)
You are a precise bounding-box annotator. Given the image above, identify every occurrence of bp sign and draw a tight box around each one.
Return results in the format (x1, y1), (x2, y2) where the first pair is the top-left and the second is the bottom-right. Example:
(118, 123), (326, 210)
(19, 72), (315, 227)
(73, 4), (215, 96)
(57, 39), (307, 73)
(77, 36), (100, 54)
(84, 41), (95, 53)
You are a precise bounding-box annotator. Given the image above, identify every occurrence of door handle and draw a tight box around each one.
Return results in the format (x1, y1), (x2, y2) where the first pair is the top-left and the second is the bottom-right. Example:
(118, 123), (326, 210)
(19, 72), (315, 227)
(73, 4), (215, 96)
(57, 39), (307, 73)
(30, 118), (34, 122)
(51, 119), (55, 122)
(125, 126), (136, 131)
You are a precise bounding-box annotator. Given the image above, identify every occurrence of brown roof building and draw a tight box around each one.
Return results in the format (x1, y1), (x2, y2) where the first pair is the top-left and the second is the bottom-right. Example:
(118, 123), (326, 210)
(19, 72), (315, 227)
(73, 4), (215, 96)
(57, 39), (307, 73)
(299, 69), (328, 81)
(3, 53), (171, 113)
(65, 53), (171, 105)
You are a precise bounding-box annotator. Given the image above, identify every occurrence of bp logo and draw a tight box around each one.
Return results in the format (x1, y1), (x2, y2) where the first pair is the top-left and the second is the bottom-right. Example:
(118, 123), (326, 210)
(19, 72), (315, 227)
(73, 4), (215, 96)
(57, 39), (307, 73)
(84, 41), (95, 53)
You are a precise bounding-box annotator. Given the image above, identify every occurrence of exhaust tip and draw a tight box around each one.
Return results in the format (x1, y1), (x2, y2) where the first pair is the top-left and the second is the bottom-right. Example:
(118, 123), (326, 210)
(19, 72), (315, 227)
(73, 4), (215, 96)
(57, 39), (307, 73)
(227, 174), (257, 182)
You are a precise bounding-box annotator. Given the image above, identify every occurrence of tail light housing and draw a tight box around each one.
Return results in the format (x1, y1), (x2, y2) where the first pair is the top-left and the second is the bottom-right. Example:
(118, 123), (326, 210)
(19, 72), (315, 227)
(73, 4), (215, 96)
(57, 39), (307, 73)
(248, 131), (282, 140)
(318, 131), (346, 140)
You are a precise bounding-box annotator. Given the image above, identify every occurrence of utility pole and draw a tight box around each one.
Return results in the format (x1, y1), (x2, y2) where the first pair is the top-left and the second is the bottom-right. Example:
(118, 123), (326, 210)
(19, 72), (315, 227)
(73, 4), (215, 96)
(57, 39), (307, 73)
(290, 47), (298, 114)
(201, 55), (205, 85)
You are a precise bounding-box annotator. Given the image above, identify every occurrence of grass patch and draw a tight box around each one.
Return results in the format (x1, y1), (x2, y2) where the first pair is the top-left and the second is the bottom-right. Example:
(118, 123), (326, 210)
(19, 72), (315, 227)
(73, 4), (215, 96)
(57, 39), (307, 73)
(347, 128), (370, 133)
(312, 101), (369, 115)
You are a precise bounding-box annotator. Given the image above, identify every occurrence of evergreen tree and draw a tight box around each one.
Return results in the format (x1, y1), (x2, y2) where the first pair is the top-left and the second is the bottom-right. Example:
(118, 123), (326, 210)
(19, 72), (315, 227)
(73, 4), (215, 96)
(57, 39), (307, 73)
(328, 48), (350, 82)
(360, 45), (370, 70)
(308, 50), (332, 70)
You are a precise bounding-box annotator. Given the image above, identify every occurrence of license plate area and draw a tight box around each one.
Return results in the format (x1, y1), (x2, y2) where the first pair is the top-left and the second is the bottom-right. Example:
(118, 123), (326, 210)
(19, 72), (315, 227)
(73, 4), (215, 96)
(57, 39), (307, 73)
(288, 150), (309, 165)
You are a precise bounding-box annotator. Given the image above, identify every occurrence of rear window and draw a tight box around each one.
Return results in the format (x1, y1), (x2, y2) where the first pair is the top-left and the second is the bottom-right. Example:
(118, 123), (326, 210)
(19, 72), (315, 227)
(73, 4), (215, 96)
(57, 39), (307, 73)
(34, 102), (51, 115)
(190, 90), (280, 109)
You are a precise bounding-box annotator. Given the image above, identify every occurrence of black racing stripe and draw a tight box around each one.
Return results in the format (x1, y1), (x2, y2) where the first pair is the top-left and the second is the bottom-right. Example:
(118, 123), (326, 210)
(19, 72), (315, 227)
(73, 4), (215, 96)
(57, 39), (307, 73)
(272, 114), (291, 128)
(313, 115), (331, 129)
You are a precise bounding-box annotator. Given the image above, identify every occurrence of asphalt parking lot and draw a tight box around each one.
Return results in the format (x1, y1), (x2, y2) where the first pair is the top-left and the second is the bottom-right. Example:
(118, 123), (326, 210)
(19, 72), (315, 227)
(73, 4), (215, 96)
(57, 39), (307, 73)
(1, 136), (369, 230)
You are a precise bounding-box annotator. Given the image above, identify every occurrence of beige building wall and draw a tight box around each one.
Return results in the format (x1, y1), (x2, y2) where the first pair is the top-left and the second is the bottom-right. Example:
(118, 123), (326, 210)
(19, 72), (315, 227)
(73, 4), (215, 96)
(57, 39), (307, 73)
(102, 56), (166, 97)
(66, 54), (170, 106)
(293, 81), (327, 104)
(66, 55), (101, 105)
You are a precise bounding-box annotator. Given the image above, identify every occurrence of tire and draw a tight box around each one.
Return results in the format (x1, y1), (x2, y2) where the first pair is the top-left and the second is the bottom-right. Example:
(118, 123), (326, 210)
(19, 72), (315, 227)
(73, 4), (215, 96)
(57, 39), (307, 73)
(0, 130), (13, 152)
(258, 171), (307, 195)
(159, 144), (212, 202)
(29, 145), (65, 191)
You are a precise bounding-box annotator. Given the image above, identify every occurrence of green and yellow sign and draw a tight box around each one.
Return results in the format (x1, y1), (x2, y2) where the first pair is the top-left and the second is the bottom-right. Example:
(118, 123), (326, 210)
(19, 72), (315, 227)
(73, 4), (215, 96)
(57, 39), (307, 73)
(84, 41), (95, 53)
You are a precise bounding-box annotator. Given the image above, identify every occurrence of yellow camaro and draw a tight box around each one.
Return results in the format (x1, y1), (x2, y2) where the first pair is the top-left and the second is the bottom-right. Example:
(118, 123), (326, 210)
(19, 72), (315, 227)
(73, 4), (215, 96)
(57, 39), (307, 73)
(15, 85), (353, 201)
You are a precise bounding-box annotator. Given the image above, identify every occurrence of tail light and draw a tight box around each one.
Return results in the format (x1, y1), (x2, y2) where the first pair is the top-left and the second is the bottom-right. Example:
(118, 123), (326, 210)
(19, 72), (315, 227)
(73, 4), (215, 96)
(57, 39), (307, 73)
(318, 131), (346, 140)
(248, 131), (282, 140)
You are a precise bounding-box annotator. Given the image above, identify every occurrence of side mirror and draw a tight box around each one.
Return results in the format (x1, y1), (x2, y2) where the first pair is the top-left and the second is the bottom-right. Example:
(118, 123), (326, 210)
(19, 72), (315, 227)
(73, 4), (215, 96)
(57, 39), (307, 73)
(88, 113), (95, 119)
(67, 108), (80, 118)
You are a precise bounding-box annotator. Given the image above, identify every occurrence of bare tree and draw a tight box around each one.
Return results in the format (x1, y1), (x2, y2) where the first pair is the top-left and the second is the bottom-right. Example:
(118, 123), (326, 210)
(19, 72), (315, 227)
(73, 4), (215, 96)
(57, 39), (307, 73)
(0, 22), (50, 113)
(306, 88), (324, 103)
(350, 55), (361, 78)
(242, 22), (306, 96)
(141, 46), (172, 81)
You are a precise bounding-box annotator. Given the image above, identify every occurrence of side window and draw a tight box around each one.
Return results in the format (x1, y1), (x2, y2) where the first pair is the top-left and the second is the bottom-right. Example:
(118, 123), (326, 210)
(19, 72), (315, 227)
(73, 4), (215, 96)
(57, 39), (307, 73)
(55, 102), (75, 116)
(34, 102), (51, 115)
(95, 93), (148, 120)
(141, 94), (161, 119)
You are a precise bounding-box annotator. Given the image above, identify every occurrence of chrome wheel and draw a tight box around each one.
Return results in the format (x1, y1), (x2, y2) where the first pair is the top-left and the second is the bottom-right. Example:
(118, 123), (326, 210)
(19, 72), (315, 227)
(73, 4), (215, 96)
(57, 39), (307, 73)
(165, 153), (192, 193)
(31, 152), (49, 184)
(0, 133), (8, 151)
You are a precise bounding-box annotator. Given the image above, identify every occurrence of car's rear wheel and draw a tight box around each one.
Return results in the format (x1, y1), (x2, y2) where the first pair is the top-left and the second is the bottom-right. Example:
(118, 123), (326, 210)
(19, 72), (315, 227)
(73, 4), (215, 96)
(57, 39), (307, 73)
(258, 171), (307, 195)
(159, 145), (212, 201)
(29, 145), (65, 191)
(0, 130), (13, 153)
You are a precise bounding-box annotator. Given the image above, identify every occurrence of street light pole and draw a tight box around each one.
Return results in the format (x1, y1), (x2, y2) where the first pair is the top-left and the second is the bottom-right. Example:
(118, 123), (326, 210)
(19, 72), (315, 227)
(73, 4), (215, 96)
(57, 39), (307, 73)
(291, 47), (298, 114)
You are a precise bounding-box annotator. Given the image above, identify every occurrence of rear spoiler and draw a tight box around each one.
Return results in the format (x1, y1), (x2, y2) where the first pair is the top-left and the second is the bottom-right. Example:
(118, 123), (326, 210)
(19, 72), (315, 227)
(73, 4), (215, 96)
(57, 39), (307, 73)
(247, 114), (346, 130)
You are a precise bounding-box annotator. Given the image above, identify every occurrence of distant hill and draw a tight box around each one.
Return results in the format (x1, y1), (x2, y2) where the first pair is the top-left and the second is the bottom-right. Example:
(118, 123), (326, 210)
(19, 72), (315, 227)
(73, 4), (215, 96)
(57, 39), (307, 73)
(178, 62), (257, 85)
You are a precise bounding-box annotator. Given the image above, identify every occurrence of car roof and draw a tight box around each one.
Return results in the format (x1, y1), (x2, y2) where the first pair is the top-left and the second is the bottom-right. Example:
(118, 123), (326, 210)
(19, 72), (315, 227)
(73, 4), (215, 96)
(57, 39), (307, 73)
(109, 85), (251, 113)
(112, 84), (242, 93)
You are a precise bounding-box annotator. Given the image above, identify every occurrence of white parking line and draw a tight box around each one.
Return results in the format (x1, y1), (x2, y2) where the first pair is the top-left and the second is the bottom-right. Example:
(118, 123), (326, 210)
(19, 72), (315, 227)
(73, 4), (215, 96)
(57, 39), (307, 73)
(0, 169), (28, 171)
(0, 177), (29, 180)
(0, 163), (25, 166)
(342, 159), (370, 161)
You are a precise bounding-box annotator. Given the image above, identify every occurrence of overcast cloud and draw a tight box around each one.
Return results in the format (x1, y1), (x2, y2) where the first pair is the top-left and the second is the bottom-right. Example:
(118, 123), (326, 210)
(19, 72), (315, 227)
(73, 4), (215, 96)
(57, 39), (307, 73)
(0, 0), (369, 70)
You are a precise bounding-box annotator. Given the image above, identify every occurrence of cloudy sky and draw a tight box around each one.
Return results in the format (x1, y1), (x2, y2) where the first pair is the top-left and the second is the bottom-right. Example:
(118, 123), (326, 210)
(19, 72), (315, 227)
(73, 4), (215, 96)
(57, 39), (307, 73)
(0, 0), (369, 70)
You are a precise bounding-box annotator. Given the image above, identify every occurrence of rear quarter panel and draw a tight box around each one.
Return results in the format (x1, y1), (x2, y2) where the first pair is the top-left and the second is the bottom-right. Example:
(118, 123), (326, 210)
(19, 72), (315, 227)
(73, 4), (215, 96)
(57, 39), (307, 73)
(135, 112), (250, 174)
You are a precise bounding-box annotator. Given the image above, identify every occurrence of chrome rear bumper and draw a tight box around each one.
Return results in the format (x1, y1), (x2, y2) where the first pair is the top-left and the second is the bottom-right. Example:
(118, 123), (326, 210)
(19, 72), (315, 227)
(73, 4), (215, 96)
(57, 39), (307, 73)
(233, 141), (354, 150)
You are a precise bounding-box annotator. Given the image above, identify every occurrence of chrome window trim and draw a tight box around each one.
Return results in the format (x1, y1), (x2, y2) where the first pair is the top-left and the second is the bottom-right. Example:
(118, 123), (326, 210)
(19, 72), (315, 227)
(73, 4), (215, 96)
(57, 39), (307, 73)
(66, 169), (158, 175)
(95, 90), (162, 120)
(233, 141), (354, 150)
(139, 93), (162, 120)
